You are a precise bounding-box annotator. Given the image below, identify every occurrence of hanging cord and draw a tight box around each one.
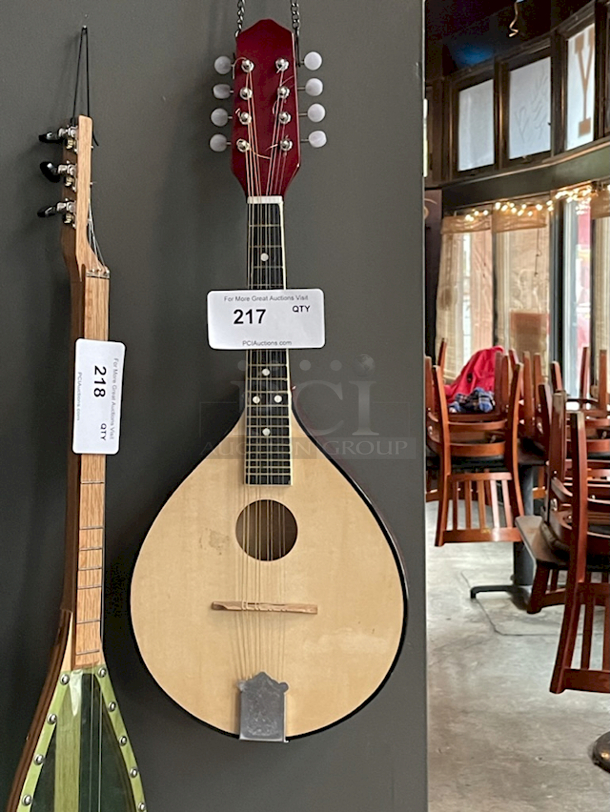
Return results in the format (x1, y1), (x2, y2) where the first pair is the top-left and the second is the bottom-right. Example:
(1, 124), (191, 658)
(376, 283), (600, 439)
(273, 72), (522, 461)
(235, 0), (301, 62)
(508, 0), (524, 38)
(71, 26), (98, 144)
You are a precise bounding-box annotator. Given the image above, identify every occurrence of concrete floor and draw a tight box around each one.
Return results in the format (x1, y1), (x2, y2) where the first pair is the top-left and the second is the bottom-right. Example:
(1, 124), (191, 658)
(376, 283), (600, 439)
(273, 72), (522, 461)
(426, 502), (610, 812)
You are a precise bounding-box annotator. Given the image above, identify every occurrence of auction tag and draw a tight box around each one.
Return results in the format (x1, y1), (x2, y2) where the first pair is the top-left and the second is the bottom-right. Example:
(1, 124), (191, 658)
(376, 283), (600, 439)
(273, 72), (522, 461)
(207, 288), (325, 350)
(73, 339), (126, 455)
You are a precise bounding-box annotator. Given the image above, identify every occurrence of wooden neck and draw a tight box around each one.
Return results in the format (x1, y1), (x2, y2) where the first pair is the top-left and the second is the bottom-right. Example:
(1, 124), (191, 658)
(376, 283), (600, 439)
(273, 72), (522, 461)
(68, 268), (110, 669)
(244, 198), (292, 486)
(60, 115), (112, 668)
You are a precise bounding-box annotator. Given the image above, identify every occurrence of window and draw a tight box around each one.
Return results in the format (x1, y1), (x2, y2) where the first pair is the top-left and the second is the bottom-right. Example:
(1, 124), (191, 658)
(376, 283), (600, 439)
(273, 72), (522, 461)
(458, 80), (494, 171)
(436, 215), (493, 378)
(494, 203), (550, 368)
(508, 58), (551, 159)
(563, 196), (591, 395)
(566, 22), (596, 150)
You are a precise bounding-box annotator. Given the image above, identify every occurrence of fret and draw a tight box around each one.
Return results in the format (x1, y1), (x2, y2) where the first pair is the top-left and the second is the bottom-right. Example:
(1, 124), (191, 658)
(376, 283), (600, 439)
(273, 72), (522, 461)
(246, 467), (292, 472)
(246, 378), (290, 383)
(246, 401), (289, 409)
(246, 416), (291, 423)
(247, 456), (292, 462)
(246, 476), (291, 486)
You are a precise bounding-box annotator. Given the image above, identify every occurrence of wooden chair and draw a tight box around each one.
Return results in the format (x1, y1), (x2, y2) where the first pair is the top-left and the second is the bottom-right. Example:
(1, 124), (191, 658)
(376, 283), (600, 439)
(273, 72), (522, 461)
(579, 345), (591, 401)
(550, 411), (610, 694)
(430, 362), (523, 547)
(551, 351), (610, 416)
(519, 351), (536, 440)
(525, 391), (610, 614)
(597, 349), (608, 410)
(425, 356), (440, 502)
(437, 337), (447, 378)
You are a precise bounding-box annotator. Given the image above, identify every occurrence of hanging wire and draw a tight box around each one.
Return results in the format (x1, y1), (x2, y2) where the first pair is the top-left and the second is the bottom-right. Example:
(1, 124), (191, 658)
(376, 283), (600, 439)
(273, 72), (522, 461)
(71, 26), (98, 144)
(508, 0), (525, 38)
(236, 0), (301, 60)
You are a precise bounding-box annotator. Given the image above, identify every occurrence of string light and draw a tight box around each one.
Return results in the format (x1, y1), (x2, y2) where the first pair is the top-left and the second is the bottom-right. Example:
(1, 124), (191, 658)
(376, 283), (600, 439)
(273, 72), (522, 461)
(455, 182), (609, 220)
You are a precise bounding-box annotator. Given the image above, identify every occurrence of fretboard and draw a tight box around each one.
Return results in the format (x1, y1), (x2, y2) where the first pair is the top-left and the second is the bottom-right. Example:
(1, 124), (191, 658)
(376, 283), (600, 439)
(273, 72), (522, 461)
(72, 264), (110, 668)
(245, 198), (291, 486)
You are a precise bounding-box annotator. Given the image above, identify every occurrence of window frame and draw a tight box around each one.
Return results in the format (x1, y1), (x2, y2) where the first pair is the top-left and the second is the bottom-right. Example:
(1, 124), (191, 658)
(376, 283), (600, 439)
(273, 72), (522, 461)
(498, 37), (553, 169)
(554, 5), (597, 155)
(449, 62), (498, 181)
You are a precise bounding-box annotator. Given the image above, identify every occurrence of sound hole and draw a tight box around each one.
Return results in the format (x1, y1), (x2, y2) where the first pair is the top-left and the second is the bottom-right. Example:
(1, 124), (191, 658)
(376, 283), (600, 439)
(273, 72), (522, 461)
(236, 500), (298, 560)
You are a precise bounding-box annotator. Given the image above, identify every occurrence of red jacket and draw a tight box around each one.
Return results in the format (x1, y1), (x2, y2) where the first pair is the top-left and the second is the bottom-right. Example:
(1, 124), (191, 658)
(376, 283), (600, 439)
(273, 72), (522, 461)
(445, 347), (505, 401)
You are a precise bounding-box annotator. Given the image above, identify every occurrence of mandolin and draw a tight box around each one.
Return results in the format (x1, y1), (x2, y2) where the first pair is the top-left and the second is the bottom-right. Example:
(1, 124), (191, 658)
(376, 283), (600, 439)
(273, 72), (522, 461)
(130, 18), (407, 741)
(6, 114), (145, 811)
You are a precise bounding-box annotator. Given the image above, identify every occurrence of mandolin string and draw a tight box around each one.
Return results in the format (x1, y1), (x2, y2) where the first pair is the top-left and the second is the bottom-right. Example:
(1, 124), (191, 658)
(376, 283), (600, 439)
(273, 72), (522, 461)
(271, 65), (291, 684)
(243, 95), (255, 678)
(267, 79), (286, 680)
(248, 65), (265, 676)
(240, 71), (254, 679)
(265, 65), (285, 682)
(247, 69), (260, 676)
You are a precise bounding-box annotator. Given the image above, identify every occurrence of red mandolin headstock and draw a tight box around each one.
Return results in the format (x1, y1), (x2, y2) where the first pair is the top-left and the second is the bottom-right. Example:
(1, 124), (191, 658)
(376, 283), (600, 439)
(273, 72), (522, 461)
(230, 19), (301, 198)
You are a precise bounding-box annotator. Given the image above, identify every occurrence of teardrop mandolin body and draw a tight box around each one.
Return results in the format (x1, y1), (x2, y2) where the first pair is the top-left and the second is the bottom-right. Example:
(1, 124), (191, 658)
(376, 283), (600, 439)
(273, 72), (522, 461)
(131, 18), (407, 740)
(131, 414), (407, 738)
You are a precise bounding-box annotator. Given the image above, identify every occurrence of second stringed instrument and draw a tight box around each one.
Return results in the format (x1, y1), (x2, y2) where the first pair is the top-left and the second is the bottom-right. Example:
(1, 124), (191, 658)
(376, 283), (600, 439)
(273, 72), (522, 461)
(131, 18), (407, 741)
(6, 105), (145, 810)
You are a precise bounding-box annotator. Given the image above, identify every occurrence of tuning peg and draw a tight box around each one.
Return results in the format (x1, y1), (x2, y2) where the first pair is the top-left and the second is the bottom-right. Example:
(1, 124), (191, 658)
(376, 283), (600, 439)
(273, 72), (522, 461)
(38, 126), (76, 145)
(214, 55), (233, 75)
(39, 161), (76, 184)
(39, 131), (64, 144)
(304, 78), (323, 97)
(211, 108), (229, 127)
(306, 103), (325, 122)
(303, 52), (322, 70)
(37, 200), (75, 221)
(213, 84), (232, 100)
(210, 134), (230, 152)
(306, 130), (327, 148)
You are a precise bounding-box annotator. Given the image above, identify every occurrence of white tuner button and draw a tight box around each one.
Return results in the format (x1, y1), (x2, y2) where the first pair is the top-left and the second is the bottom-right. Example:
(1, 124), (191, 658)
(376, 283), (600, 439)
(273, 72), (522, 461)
(209, 134), (229, 152)
(211, 108), (229, 126)
(307, 103), (326, 122)
(213, 84), (232, 99)
(214, 55), (232, 75)
(308, 130), (327, 148)
(303, 51), (322, 70)
(305, 78), (323, 97)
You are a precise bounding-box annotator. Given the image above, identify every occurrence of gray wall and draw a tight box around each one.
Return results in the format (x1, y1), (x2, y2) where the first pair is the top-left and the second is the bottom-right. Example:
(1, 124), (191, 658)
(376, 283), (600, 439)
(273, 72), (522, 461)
(0, 1), (425, 810)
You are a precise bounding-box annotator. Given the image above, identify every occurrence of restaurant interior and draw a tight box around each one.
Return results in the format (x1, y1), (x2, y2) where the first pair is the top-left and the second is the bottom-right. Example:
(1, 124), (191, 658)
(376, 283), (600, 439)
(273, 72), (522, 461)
(424, 0), (610, 808)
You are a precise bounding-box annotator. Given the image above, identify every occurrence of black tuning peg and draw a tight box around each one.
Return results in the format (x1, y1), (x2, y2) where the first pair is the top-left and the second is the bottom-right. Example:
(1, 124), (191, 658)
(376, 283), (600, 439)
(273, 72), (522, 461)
(37, 201), (74, 221)
(39, 162), (62, 183)
(38, 131), (64, 144)
(37, 204), (60, 218)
